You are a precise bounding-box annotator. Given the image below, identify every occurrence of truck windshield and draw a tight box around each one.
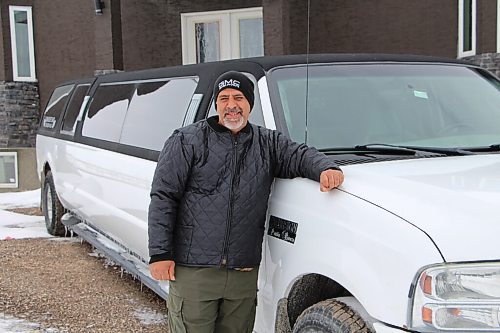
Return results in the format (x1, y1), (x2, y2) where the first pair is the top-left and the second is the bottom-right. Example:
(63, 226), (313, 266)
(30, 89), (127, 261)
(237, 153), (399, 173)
(268, 63), (500, 151)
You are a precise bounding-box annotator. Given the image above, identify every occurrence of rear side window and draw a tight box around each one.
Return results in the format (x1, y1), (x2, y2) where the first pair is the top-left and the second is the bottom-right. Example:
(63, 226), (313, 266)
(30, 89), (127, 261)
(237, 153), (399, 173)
(41, 84), (74, 130)
(61, 84), (90, 134)
(119, 78), (198, 150)
(82, 83), (135, 142)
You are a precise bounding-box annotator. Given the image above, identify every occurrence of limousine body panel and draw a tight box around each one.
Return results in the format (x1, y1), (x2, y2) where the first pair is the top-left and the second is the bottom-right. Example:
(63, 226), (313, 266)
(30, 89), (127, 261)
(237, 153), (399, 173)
(37, 135), (155, 261)
(255, 176), (444, 332)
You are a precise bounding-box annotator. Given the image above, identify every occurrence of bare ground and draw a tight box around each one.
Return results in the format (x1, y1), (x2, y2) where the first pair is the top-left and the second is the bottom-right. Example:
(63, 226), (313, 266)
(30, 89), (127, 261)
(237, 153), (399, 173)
(0, 236), (170, 332)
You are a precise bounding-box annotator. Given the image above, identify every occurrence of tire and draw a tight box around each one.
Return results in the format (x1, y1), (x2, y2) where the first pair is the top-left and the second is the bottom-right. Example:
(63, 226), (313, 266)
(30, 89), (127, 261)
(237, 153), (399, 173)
(42, 171), (66, 236)
(292, 299), (374, 333)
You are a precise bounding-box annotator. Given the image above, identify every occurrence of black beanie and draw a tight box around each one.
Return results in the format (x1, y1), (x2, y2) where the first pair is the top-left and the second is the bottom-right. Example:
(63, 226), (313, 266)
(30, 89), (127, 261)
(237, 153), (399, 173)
(213, 71), (255, 110)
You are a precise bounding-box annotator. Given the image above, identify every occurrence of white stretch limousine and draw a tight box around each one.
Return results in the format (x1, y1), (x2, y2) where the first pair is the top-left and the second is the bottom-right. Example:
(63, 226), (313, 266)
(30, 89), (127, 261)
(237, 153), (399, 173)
(36, 54), (500, 333)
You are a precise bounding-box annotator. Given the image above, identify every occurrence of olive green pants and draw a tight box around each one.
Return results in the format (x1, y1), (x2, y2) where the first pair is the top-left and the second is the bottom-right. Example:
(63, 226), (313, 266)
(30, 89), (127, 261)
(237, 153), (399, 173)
(167, 265), (258, 333)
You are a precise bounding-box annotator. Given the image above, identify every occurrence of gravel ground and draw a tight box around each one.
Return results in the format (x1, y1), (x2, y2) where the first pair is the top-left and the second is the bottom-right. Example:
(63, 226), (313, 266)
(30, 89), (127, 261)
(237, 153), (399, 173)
(0, 235), (170, 332)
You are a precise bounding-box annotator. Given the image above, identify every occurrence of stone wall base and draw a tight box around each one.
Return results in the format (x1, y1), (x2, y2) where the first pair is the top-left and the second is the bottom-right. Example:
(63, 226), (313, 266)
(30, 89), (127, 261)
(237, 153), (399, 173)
(94, 69), (123, 76)
(0, 81), (40, 148)
(462, 52), (500, 77)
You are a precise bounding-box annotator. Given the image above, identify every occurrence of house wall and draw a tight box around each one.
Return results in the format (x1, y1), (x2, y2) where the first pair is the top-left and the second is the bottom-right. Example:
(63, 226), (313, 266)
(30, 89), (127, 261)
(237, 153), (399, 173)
(263, 0), (308, 55)
(463, 53), (500, 77)
(120, 0), (262, 70)
(33, 0), (95, 112)
(0, 81), (38, 147)
(0, 147), (38, 192)
(477, 0), (497, 54)
(308, 0), (457, 57)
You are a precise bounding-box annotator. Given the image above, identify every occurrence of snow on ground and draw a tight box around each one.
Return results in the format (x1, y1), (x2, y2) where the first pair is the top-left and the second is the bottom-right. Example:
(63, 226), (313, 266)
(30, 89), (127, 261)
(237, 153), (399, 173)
(0, 189), (40, 209)
(0, 313), (59, 333)
(0, 189), (50, 240)
(1, 190), (166, 330)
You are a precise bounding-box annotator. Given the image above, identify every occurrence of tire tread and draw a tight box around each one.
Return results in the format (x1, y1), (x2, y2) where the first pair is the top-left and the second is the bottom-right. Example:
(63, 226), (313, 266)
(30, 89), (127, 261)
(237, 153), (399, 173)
(293, 299), (374, 333)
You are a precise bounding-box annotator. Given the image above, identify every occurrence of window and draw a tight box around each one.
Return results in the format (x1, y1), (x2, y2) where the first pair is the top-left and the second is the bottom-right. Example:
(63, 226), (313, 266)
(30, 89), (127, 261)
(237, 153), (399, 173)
(0, 152), (18, 188)
(269, 64), (500, 149)
(82, 84), (135, 142)
(181, 8), (263, 64)
(42, 85), (74, 131)
(61, 84), (91, 135)
(458, 0), (476, 57)
(9, 6), (36, 81)
(119, 78), (198, 151)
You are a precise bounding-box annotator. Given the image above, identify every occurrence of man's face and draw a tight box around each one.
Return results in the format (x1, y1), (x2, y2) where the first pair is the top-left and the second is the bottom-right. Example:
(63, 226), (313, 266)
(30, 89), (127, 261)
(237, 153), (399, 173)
(216, 88), (251, 134)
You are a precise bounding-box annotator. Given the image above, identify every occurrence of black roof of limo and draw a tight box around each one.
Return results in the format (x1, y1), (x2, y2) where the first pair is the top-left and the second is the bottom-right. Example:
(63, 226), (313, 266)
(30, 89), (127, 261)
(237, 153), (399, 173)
(56, 53), (472, 87)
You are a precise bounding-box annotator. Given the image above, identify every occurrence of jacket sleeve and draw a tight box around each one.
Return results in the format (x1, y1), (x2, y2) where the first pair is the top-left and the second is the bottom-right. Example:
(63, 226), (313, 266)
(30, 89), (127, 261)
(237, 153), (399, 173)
(271, 130), (341, 181)
(148, 130), (192, 263)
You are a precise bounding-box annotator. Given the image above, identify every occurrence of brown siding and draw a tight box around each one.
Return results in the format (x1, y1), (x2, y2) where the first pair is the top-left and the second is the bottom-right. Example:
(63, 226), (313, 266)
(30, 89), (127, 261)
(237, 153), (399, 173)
(95, 0), (123, 71)
(477, 0), (497, 53)
(263, 0), (308, 56)
(307, 0), (458, 58)
(120, 0), (262, 70)
(34, 0), (95, 110)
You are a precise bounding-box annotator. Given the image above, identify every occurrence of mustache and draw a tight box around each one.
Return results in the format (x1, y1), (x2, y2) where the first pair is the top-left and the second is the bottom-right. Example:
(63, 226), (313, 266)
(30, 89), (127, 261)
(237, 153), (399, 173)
(224, 107), (243, 116)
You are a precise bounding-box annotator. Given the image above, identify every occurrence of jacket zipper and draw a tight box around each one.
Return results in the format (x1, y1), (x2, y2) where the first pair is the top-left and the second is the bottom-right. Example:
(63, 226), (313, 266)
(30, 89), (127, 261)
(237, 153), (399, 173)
(221, 136), (238, 267)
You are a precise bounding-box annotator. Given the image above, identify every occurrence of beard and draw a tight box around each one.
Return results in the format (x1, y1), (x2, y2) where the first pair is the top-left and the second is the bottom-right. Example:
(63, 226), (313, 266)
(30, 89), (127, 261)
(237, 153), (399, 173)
(222, 107), (245, 131)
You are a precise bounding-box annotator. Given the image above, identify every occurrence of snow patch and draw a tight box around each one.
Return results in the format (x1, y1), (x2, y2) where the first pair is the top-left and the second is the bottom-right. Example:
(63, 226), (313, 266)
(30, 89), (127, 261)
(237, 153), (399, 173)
(0, 313), (60, 332)
(0, 209), (50, 240)
(132, 306), (167, 325)
(0, 189), (40, 209)
(0, 189), (51, 240)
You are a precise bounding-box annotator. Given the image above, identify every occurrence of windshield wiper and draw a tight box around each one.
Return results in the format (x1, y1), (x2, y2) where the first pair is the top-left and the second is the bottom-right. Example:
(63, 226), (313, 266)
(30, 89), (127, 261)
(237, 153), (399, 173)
(320, 143), (474, 156)
(320, 144), (444, 157)
(464, 143), (500, 152)
(354, 144), (446, 157)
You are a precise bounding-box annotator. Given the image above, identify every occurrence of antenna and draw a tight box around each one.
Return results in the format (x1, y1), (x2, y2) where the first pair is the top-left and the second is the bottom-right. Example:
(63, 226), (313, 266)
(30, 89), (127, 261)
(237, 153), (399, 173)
(305, 0), (311, 144)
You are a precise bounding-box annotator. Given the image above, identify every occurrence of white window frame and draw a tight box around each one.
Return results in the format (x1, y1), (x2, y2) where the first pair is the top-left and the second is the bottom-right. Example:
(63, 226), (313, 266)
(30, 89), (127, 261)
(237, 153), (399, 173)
(9, 6), (36, 82)
(0, 152), (19, 188)
(458, 0), (477, 58)
(181, 7), (263, 65)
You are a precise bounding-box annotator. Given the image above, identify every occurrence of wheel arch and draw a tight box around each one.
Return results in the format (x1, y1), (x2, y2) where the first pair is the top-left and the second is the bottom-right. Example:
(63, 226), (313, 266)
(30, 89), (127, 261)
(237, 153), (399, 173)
(39, 162), (52, 209)
(279, 273), (351, 330)
(275, 273), (378, 332)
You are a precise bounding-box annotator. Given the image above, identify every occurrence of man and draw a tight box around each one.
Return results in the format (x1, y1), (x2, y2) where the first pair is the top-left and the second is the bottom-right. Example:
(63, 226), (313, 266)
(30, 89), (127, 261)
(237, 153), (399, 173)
(148, 71), (344, 333)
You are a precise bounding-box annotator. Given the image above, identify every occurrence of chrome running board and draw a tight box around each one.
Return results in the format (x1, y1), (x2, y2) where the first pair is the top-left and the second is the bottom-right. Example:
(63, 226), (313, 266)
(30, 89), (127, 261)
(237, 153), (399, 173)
(61, 213), (168, 300)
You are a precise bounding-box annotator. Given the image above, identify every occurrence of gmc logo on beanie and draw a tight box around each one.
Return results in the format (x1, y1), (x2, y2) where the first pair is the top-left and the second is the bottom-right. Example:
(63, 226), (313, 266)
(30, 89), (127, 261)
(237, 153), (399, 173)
(218, 79), (240, 90)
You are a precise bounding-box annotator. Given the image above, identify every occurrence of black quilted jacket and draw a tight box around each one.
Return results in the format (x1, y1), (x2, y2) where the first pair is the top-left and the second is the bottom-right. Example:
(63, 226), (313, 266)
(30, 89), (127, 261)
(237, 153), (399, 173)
(148, 116), (341, 268)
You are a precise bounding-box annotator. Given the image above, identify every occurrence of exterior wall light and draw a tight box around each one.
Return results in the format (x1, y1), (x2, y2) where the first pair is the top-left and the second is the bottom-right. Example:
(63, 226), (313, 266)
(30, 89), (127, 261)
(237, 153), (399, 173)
(94, 0), (104, 15)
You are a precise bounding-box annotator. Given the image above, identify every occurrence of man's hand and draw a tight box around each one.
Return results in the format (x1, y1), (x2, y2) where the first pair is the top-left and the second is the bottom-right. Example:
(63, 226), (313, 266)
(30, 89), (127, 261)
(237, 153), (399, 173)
(320, 169), (344, 192)
(149, 260), (176, 281)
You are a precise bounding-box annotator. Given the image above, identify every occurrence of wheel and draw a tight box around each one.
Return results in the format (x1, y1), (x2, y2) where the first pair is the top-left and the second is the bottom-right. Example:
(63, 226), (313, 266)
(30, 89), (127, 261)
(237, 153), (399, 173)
(42, 171), (66, 236)
(292, 299), (374, 333)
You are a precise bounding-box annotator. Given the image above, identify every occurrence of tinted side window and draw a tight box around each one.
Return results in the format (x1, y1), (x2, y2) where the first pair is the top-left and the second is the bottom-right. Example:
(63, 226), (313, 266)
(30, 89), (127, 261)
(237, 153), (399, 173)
(42, 85), (74, 130)
(61, 84), (90, 134)
(120, 78), (198, 151)
(82, 84), (135, 142)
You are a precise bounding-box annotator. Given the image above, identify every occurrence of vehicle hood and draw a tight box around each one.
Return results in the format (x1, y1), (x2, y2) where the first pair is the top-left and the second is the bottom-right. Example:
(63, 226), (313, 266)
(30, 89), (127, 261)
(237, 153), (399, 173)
(341, 154), (500, 262)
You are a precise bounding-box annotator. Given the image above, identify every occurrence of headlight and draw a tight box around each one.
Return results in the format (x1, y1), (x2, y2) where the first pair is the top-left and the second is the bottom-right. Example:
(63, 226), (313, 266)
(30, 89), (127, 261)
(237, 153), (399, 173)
(409, 262), (500, 332)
